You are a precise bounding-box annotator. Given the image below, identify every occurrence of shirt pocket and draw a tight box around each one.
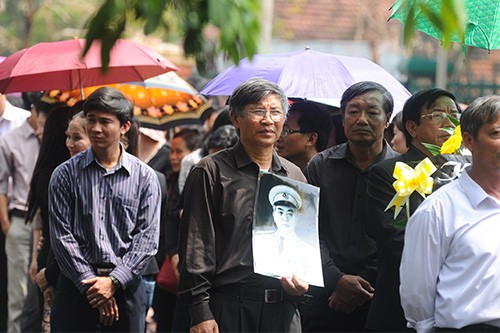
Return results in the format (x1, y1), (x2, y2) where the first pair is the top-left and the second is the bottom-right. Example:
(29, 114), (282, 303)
(114, 195), (140, 223)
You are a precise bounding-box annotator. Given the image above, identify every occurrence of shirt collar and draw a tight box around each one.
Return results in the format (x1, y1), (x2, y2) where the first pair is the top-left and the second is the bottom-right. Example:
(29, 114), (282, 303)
(232, 140), (286, 173)
(460, 168), (494, 208)
(328, 140), (396, 164)
(82, 143), (132, 174)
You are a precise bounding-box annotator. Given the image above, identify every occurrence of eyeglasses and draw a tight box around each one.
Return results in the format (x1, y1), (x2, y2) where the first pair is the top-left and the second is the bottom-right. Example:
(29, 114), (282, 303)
(420, 111), (460, 125)
(246, 109), (284, 122)
(280, 129), (303, 139)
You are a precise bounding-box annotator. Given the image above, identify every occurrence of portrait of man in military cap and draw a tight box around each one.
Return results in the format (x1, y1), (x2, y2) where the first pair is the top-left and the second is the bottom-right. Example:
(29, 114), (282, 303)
(253, 173), (323, 287)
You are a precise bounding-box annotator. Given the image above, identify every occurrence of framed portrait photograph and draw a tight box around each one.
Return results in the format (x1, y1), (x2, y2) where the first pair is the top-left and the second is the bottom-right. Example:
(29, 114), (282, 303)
(252, 172), (323, 287)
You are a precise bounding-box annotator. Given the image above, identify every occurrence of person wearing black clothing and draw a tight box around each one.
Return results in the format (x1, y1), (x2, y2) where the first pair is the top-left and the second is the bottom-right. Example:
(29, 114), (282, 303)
(302, 81), (398, 332)
(365, 88), (464, 331)
(178, 78), (309, 332)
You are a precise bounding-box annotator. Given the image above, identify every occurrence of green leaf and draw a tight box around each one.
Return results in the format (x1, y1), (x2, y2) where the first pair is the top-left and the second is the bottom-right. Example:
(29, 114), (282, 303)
(422, 142), (441, 156)
(142, 0), (168, 34)
(403, 5), (416, 49)
(439, 126), (454, 135)
(448, 115), (460, 126)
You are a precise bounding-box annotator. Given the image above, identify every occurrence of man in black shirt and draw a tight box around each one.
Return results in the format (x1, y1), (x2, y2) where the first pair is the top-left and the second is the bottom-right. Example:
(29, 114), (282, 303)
(302, 81), (398, 331)
(178, 78), (309, 332)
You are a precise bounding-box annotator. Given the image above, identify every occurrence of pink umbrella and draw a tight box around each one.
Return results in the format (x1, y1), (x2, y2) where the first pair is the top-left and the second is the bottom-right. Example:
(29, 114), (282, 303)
(0, 38), (178, 97)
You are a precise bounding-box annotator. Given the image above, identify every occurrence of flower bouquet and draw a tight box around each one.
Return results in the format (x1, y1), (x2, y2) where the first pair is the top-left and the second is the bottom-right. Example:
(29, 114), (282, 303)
(386, 116), (471, 224)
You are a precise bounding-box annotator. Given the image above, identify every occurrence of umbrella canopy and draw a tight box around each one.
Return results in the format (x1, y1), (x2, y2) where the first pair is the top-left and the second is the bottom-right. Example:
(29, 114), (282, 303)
(390, 0), (500, 51)
(46, 71), (212, 130)
(200, 49), (412, 113)
(0, 38), (178, 95)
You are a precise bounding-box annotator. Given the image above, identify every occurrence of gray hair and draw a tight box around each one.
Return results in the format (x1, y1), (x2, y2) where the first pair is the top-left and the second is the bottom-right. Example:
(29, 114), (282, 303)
(229, 78), (288, 117)
(461, 95), (500, 139)
(71, 111), (86, 128)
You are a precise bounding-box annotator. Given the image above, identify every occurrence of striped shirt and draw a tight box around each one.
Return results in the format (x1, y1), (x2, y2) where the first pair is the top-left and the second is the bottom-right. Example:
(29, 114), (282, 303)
(49, 147), (161, 293)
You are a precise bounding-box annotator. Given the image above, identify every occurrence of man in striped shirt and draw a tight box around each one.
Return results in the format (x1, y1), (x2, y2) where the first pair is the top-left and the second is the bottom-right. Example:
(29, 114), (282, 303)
(49, 87), (161, 332)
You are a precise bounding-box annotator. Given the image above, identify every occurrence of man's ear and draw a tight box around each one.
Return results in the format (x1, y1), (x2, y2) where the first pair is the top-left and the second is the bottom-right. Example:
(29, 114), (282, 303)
(306, 132), (318, 147)
(121, 121), (131, 135)
(385, 113), (392, 129)
(230, 111), (240, 129)
(462, 131), (474, 152)
(405, 120), (418, 138)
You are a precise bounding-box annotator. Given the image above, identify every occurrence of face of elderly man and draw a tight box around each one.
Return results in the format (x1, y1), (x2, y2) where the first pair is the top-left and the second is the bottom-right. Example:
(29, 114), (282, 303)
(272, 203), (298, 235)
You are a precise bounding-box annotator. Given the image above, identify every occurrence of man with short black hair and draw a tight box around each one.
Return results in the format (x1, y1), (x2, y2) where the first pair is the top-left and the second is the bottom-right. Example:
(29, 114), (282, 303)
(302, 81), (397, 331)
(276, 101), (333, 171)
(365, 88), (462, 332)
(49, 87), (161, 332)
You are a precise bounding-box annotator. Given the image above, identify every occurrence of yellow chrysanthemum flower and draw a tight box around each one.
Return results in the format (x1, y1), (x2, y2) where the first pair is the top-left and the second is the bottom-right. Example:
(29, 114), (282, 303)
(440, 125), (462, 154)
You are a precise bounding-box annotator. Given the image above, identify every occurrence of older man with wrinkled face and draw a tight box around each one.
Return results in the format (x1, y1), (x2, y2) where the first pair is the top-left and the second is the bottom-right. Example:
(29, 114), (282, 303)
(301, 81), (398, 332)
(178, 78), (309, 333)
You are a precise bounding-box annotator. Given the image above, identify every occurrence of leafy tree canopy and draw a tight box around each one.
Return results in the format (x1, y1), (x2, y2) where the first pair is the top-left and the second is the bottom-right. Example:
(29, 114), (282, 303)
(83, 0), (261, 74)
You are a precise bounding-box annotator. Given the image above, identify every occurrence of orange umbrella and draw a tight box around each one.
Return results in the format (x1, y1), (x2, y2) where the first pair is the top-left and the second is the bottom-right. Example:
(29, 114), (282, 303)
(47, 72), (212, 130)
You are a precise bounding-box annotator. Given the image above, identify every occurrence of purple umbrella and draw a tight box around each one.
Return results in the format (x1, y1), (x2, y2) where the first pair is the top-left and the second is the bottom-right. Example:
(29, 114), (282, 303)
(201, 49), (411, 113)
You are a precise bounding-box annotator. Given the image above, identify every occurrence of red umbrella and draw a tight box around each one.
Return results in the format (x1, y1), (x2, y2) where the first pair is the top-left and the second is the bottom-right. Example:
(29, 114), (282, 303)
(0, 38), (178, 97)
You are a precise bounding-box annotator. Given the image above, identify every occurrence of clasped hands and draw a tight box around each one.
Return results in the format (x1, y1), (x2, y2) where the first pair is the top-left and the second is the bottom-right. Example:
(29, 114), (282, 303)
(328, 274), (374, 314)
(82, 276), (119, 326)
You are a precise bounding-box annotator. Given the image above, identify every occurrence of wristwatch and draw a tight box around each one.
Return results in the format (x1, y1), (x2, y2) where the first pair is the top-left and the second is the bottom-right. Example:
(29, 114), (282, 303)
(109, 275), (121, 289)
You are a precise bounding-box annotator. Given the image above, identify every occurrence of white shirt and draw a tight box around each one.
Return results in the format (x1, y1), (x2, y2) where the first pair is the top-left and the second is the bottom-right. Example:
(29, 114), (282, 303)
(177, 148), (203, 193)
(400, 170), (500, 332)
(253, 231), (323, 287)
(0, 100), (30, 136)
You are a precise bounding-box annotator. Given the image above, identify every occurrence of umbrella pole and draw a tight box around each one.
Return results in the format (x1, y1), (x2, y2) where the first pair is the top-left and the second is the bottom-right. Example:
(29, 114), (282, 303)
(78, 69), (85, 99)
(435, 48), (448, 89)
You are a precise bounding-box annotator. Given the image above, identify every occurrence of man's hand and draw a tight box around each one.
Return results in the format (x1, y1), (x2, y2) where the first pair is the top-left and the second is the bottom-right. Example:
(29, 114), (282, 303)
(335, 274), (374, 307)
(280, 274), (309, 296)
(97, 297), (119, 326)
(171, 254), (180, 280)
(190, 319), (218, 333)
(0, 219), (9, 235)
(43, 286), (55, 307)
(35, 268), (50, 292)
(328, 291), (356, 314)
(29, 257), (38, 283)
(82, 276), (117, 308)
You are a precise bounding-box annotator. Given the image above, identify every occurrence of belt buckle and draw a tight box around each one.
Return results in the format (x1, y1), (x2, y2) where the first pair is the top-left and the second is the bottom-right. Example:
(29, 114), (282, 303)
(264, 289), (281, 303)
(96, 268), (112, 276)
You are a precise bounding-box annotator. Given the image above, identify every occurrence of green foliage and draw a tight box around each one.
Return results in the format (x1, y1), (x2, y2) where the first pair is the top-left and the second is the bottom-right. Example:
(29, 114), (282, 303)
(82, 0), (262, 73)
(391, 0), (467, 50)
(422, 142), (442, 156)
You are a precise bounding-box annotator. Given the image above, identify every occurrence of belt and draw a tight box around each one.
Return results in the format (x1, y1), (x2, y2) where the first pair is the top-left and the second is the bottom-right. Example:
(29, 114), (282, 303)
(434, 324), (500, 332)
(93, 266), (114, 276)
(213, 285), (313, 305)
(10, 208), (27, 219)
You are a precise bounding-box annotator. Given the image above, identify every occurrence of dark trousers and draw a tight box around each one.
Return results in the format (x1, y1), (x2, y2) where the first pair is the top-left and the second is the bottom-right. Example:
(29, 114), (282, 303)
(153, 287), (176, 332)
(0, 231), (7, 332)
(51, 274), (146, 332)
(300, 285), (370, 332)
(209, 287), (301, 332)
(20, 276), (43, 332)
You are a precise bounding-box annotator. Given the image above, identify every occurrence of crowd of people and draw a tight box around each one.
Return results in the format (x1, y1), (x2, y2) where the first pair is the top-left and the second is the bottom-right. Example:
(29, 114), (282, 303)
(0, 76), (498, 333)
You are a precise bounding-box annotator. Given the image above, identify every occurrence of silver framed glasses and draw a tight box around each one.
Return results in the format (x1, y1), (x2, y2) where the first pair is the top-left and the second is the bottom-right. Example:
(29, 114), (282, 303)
(420, 111), (460, 125)
(280, 129), (303, 139)
(246, 109), (284, 122)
